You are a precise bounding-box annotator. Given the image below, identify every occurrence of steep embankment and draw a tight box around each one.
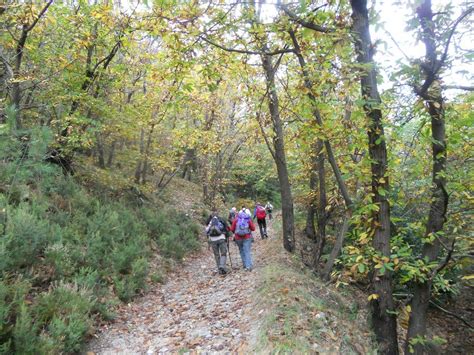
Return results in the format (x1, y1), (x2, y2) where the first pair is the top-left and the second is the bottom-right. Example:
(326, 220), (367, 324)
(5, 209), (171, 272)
(88, 215), (375, 353)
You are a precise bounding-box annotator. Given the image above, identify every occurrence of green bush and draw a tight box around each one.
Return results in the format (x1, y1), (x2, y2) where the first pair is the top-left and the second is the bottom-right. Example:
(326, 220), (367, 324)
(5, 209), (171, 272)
(2, 204), (52, 271)
(35, 282), (95, 353)
(0, 126), (202, 352)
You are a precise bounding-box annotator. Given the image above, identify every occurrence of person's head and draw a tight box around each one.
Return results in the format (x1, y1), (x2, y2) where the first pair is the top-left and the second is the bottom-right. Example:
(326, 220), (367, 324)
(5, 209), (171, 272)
(211, 208), (218, 217)
(231, 207), (237, 212)
(241, 205), (245, 211)
(267, 201), (270, 205)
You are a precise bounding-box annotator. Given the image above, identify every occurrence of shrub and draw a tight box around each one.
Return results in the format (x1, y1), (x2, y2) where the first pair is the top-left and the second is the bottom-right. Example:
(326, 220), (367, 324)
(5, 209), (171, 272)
(2, 204), (52, 271)
(35, 282), (95, 353)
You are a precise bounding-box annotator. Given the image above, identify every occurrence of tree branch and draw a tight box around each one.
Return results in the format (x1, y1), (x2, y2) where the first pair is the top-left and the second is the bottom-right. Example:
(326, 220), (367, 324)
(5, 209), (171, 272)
(443, 84), (474, 91)
(25, 0), (53, 33)
(430, 238), (455, 280)
(200, 35), (295, 56)
(429, 300), (474, 329)
(436, 6), (474, 74)
(279, 3), (334, 33)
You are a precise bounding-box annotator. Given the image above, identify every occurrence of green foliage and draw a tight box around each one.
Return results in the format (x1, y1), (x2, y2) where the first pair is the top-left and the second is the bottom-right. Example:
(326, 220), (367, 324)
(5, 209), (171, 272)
(0, 125), (201, 351)
(1, 204), (53, 271)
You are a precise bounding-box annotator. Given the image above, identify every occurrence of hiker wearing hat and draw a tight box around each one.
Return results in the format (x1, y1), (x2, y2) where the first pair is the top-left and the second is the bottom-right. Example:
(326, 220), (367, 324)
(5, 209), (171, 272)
(228, 207), (237, 225)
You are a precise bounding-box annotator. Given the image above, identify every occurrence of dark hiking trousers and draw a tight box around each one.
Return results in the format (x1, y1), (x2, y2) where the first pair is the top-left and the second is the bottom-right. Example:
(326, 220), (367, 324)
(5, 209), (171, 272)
(257, 218), (267, 238)
(210, 239), (227, 271)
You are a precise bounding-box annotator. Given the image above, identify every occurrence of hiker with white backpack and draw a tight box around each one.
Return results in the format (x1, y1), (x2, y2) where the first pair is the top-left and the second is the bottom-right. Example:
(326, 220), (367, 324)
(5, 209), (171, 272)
(205, 209), (231, 275)
(265, 201), (273, 220)
(230, 209), (256, 271)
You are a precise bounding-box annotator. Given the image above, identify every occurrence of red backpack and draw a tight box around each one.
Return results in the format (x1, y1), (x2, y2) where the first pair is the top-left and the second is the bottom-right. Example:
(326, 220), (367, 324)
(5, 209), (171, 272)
(256, 206), (266, 219)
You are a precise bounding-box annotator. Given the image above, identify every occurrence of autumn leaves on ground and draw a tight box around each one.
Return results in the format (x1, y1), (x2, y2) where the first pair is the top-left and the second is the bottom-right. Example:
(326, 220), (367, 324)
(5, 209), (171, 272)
(87, 215), (374, 354)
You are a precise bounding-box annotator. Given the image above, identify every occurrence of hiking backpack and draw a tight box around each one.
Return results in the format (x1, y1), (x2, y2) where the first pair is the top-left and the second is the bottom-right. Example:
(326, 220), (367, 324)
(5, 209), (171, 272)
(256, 206), (266, 219)
(208, 216), (225, 236)
(235, 212), (251, 236)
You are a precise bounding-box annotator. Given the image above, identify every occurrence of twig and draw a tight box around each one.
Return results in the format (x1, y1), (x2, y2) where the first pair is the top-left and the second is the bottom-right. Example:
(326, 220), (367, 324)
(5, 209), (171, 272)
(430, 239), (455, 280)
(429, 300), (474, 329)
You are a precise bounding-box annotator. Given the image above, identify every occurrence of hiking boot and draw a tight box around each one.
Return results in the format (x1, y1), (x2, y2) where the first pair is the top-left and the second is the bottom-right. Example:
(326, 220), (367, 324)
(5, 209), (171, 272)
(218, 267), (227, 275)
(244, 267), (253, 272)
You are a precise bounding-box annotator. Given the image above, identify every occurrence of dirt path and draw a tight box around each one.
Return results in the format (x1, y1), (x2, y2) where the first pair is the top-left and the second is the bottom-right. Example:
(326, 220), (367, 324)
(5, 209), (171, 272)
(87, 219), (276, 354)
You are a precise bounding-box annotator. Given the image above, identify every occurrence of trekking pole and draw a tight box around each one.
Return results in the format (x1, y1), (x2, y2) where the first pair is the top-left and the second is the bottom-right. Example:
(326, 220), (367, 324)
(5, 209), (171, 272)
(227, 236), (233, 269)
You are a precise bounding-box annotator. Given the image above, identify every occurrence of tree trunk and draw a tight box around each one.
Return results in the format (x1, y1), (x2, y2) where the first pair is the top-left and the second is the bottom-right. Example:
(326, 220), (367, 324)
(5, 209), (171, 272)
(10, 1), (53, 130)
(134, 128), (145, 184)
(96, 133), (105, 169)
(350, 1), (398, 353)
(315, 139), (327, 264)
(321, 212), (350, 280)
(405, 1), (449, 353)
(261, 52), (295, 252)
(141, 123), (155, 184)
(106, 140), (116, 168)
(289, 30), (351, 269)
(305, 143), (318, 240)
(11, 26), (28, 130)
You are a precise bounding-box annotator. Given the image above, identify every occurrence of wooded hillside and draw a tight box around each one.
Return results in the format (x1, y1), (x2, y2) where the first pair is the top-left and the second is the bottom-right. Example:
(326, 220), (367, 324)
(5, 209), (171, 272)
(0, 1), (472, 353)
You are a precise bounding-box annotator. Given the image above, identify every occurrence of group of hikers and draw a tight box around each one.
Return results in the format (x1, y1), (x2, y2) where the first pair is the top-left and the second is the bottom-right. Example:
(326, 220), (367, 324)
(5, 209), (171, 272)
(205, 202), (273, 275)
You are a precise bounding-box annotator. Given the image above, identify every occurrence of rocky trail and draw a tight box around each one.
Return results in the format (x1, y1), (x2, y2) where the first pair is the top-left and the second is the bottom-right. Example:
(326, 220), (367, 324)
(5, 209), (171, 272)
(87, 220), (276, 354)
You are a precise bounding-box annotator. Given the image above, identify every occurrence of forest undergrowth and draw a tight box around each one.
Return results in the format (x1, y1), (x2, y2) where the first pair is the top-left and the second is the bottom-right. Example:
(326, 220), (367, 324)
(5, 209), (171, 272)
(0, 125), (204, 354)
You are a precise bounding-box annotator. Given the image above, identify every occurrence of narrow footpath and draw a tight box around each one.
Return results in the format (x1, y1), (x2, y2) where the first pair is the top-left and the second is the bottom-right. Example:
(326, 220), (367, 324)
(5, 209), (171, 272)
(87, 219), (276, 354)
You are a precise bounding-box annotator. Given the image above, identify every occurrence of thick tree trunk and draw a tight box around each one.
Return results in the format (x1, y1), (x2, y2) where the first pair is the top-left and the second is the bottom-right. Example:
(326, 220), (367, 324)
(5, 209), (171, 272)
(261, 52), (295, 252)
(405, 1), (449, 353)
(350, 1), (398, 353)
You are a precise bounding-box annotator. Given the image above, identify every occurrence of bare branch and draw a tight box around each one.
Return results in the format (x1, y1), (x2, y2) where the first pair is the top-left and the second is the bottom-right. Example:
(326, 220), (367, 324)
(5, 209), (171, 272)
(443, 84), (474, 91)
(429, 300), (474, 329)
(279, 3), (334, 33)
(430, 238), (455, 280)
(200, 36), (295, 56)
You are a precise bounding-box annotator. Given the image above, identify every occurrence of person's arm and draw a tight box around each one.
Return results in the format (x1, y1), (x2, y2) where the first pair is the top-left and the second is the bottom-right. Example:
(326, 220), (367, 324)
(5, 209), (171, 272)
(220, 218), (230, 237)
(249, 219), (256, 231)
(230, 218), (237, 233)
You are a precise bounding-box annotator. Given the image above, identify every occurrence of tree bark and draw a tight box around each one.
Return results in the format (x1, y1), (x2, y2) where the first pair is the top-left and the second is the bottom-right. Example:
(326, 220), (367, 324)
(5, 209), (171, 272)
(350, 1), (398, 353)
(315, 139), (327, 264)
(134, 128), (145, 184)
(405, 1), (449, 353)
(261, 52), (295, 252)
(305, 143), (318, 240)
(321, 212), (350, 280)
(106, 140), (116, 168)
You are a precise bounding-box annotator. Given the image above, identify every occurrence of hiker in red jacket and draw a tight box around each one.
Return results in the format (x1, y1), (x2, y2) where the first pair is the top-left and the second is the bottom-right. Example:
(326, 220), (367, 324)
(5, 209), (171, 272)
(230, 210), (256, 271)
(253, 202), (268, 239)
